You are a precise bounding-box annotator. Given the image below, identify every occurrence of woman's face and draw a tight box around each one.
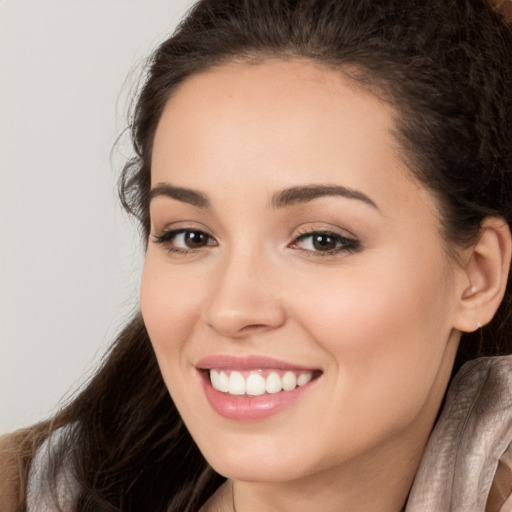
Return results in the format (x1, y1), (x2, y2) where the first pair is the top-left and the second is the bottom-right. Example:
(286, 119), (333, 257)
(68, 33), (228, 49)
(141, 60), (465, 484)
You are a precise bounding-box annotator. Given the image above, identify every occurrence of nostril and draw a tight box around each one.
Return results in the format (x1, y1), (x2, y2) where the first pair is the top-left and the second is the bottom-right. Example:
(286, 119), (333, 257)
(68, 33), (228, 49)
(239, 324), (270, 332)
(206, 321), (276, 339)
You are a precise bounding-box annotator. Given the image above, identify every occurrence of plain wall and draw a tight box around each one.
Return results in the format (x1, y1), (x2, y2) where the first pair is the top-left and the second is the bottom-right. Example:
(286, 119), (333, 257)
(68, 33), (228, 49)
(0, 0), (195, 434)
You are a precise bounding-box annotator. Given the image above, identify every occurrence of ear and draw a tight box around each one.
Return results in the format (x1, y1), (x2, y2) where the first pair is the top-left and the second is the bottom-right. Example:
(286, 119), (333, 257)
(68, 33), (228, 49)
(454, 217), (511, 333)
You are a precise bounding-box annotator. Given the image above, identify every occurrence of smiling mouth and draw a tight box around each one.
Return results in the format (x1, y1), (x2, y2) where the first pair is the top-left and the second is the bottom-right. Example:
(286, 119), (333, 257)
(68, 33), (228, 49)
(197, 356), (323, 420)
(207, 369), (322, 396)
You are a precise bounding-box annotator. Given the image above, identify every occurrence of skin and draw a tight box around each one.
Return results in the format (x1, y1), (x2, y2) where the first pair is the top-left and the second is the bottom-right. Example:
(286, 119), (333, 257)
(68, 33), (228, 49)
(140, 59), (469, 512)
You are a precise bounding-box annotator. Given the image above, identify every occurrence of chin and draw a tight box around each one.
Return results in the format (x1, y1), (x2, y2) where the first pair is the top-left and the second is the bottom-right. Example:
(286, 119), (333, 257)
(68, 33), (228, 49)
(209, 456), (306, 484)
(194, 430), (320, 484)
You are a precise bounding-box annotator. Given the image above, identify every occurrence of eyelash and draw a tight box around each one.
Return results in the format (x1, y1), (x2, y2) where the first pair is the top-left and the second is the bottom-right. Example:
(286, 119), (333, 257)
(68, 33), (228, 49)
(152, 229), (216, 255)
(291, 228), (360, 256)
(152, 227), (360, 257)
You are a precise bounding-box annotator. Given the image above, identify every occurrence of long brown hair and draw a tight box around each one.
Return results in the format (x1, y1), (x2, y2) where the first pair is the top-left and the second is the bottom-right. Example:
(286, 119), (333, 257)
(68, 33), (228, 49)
(15, 1), (512, 510)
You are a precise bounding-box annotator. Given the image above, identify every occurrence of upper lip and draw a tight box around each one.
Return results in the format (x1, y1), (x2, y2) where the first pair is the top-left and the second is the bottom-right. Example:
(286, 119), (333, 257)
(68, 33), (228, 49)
(196, 355), (320, 372)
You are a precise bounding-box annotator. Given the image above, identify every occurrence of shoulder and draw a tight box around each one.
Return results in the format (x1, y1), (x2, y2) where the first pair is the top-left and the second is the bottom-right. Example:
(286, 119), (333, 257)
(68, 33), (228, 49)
(25, 424), (78, 512)
(407, 355), (512, 512)
(487, 442), (512, 512)
(26, 425), (79, 512)
(0, 424), (78, 512)
(0, 431), (24, 512)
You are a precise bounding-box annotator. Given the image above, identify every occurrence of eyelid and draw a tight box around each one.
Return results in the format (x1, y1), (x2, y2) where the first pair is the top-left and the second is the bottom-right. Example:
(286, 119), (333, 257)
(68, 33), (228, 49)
(292, 224), (357, 239)
(152, 226), (218, 253)
(289, 226), (361, 255)
(151, 218), (213, 234)
(152, 229), (213, 244)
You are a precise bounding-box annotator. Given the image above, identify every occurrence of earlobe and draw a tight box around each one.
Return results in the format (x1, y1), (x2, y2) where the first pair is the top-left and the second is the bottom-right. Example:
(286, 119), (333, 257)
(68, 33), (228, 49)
(454, 217), (511, 333)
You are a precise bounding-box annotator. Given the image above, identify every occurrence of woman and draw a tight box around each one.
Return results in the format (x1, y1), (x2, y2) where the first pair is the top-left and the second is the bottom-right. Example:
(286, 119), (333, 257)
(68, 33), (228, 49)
(1, 0), (511, 510)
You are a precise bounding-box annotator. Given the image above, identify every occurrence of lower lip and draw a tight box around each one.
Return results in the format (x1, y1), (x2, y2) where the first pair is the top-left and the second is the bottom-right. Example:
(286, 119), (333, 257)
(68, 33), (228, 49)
(200, 372), (317, 421)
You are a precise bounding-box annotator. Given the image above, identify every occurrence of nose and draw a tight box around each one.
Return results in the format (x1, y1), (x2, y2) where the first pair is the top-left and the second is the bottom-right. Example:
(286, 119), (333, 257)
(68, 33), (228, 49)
(203, 249), (286, 339)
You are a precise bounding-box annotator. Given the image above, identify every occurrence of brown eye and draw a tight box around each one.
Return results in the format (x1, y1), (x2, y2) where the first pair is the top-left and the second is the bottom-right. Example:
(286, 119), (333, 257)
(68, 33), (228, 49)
(291, 230), (360, 255)
(183, 230), (209, 248)
(153, 229), (216, 252)
(311, 234), (338, 251)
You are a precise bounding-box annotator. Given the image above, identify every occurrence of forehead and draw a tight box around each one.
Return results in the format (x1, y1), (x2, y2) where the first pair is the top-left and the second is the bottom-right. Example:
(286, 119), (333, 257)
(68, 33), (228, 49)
(151, 59), (435, 220)
(152, 59), (397, 162)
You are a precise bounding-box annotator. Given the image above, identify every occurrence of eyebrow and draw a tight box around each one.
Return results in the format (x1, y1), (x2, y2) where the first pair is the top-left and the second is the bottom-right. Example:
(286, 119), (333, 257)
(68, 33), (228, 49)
(149, 183), (378, 211)
(271, 184), (379, 210)
(149, 183), (210, 208)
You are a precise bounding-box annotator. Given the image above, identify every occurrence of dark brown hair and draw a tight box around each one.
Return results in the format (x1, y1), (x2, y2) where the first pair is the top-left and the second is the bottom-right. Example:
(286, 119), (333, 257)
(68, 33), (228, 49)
(15, 1), (512, 511)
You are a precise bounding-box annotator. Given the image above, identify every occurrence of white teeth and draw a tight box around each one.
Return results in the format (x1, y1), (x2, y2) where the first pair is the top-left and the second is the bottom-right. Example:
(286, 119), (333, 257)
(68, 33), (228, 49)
(210, 369), (221, 390)
(229, 371), (246, 395)
(281, 371), (297, 391)
(245, 373), (266, 396)
(266, 372), (282, 394)
(297, 372), (313, 386)
(209, 369), (315, 396)
(210, 370), (229, 393)
(218, 370), (229, 392)
(210, 369), (229, 392)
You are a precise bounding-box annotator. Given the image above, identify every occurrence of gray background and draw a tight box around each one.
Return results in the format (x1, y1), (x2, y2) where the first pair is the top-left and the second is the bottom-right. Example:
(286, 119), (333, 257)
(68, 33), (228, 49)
(0, 0), (195, 434)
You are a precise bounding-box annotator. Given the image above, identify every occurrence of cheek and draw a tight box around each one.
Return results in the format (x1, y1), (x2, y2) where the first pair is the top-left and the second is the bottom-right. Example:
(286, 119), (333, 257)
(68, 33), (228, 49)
(290, 248), (456, 420)
(139, 257), (200, 370)
(295, 253), (451, 344)
(139, 256), (211, 426)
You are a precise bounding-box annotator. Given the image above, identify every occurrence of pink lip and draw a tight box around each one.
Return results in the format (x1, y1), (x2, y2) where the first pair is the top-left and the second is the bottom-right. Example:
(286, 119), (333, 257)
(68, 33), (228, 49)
(196, 355), (321, 421)
(196, 354), (317, 372)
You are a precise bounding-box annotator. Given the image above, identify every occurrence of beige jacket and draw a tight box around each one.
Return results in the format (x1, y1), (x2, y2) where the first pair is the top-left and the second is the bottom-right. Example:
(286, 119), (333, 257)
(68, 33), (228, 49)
(406, 356), (512, 512)
(2, 356), (512, 512)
